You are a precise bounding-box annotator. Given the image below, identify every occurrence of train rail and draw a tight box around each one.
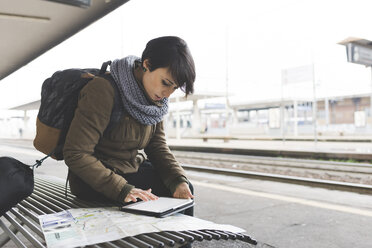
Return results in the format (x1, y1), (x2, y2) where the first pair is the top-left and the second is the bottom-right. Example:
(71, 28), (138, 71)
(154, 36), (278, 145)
(173, 151), (372, 195)
(1, 139), (372, 195)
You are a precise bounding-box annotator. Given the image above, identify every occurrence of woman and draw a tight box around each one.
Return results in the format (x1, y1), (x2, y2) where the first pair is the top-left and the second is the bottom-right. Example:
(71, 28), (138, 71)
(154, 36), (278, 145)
(63, 36), (195, 215)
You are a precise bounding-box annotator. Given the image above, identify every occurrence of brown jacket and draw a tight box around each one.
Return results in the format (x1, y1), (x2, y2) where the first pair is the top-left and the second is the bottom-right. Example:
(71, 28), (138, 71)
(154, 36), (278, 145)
(63, 76), (187, 203)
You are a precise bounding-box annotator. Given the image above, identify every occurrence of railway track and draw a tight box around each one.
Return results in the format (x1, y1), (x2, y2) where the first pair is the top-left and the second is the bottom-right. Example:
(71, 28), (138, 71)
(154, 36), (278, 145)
(173, 151), (372, 195)
(1, 139), (372, 195)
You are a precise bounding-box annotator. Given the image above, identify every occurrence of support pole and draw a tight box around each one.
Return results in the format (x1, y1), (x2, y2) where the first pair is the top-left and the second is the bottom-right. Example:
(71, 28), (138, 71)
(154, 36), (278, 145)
(176, 97), (181, 140)
(293, 100), (298, 137)
(192, 99), (200, 136)
(370, 67), (372, 127)
(281, 79), (285, 142)
(325, 97), (329, 127)
(312, 64), (317, 143)
(225, 25), (230, 136)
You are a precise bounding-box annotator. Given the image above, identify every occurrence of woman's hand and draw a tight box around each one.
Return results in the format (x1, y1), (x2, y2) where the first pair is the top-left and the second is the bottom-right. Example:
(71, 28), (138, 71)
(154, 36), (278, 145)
(124, 188), (159, 203)
(173, 182), (194, 199)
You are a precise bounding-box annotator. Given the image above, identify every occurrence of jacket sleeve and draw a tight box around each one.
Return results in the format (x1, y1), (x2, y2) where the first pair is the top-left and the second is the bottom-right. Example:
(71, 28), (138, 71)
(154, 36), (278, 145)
(63, 77), (133, 202)
(144, 121), (188, 194)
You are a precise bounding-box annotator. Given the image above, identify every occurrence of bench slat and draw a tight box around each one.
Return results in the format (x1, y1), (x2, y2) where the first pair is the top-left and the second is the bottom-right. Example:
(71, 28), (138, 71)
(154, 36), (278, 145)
(9, 208), (43, 238)
(113, 239), (140, 248)
(3, 212), (45, 248)
(1, 176), (255, 248)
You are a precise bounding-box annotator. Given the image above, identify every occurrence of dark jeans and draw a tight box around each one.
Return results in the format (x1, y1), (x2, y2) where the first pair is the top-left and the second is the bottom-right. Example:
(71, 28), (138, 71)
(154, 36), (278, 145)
(69, 161), (194, 216)
(122, 161), (194, 216)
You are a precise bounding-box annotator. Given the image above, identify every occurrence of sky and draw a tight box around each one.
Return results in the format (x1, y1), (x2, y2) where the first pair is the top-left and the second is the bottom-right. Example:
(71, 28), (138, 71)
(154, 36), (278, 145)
(1, 0), (372, 110)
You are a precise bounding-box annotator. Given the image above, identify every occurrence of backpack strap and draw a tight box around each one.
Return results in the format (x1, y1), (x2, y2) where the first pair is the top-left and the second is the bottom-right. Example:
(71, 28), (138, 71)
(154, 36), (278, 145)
(99, 73), (126, 132)
(99, 61), (112, 75)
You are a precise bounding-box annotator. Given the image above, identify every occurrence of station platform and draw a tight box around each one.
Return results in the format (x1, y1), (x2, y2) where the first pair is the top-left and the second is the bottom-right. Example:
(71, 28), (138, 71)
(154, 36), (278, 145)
(167, 137), (372, 154)
(2, 136), (372, 160)
(1, 139), (372, 247)
(167, 138), (372, 161)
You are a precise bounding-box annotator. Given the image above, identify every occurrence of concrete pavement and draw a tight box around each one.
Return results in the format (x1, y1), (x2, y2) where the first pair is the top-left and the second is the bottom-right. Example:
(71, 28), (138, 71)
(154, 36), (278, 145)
(1, 139), (372, 247)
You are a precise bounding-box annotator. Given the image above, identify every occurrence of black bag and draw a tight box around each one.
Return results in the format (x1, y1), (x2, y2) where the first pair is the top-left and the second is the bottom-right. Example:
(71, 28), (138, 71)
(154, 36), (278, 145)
(33, 61), (120, 160)
(0, 62), (122, 216)
(0, 62), (124, 216)
(0, 157), (34, 217)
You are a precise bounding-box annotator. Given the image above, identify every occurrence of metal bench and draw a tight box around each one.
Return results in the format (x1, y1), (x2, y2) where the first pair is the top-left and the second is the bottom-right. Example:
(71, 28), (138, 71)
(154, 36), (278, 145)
(0, 176), (259, 248)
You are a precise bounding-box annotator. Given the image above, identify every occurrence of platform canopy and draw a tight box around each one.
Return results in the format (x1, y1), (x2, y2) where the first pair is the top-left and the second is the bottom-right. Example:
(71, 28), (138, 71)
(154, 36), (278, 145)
(0, 0), (129, 81)
(169, 92), (227, 103)
(9, 92), (227, 111)
(10, 100), (40, 111)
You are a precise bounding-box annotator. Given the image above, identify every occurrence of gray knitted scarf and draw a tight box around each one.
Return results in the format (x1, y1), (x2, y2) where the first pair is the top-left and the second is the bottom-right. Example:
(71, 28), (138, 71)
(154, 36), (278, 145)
(110, 56), (168, 125)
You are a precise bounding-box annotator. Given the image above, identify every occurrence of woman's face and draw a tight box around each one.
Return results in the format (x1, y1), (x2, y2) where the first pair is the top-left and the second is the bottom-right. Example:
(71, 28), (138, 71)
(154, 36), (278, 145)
(142, 63), (178, 102)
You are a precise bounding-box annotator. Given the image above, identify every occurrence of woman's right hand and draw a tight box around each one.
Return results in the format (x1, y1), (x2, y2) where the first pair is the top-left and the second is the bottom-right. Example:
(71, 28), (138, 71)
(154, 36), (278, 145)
(124, 188), (159, 203)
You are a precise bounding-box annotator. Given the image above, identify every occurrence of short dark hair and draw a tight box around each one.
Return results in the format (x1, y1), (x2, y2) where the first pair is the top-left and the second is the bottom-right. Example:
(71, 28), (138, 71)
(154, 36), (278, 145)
(141, 36), (195, 96)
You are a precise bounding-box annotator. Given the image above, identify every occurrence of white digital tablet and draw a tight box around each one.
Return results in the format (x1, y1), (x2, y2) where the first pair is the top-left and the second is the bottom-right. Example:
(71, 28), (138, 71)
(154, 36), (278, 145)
(121, 197), (194, 218)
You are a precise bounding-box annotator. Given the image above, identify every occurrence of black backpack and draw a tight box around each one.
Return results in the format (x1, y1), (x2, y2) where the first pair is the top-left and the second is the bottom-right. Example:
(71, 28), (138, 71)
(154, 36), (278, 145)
(34, 61), (123, 160)
(0, 62), (124, 216)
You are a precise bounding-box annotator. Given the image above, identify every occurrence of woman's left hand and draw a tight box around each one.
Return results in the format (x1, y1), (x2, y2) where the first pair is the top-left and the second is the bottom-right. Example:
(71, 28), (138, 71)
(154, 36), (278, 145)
(173, 182), (194, 199)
